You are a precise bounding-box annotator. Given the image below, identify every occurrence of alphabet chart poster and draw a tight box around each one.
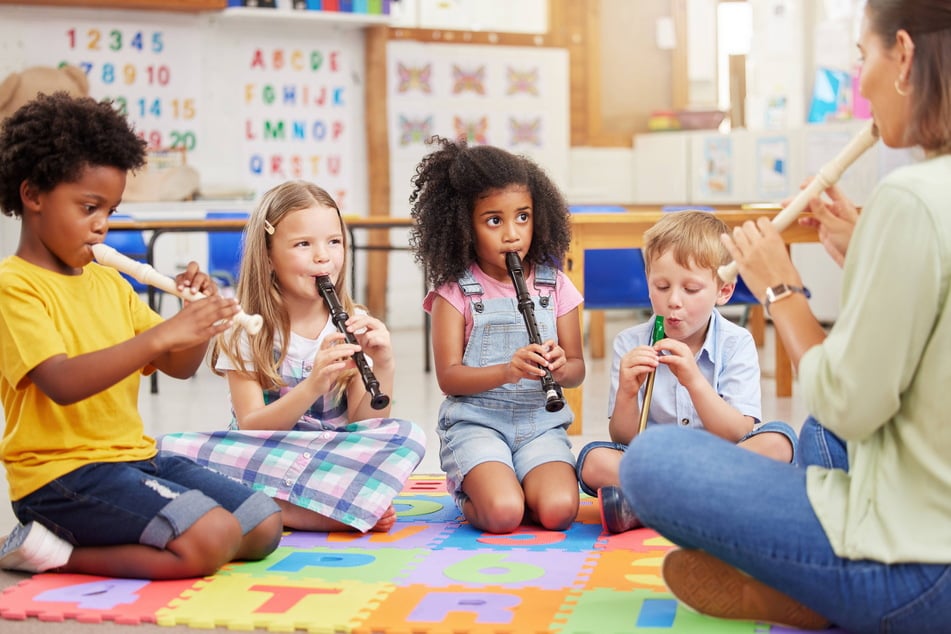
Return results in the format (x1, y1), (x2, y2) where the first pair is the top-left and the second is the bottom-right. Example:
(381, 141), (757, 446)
(233, 36), (356, 207)
(23, 12), (203, 160)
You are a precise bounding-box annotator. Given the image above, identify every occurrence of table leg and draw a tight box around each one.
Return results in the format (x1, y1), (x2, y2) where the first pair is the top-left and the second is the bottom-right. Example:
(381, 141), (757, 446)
(775, 331), (792, 397)
(564, 238), (584, 435)
(147, 231), (161, 395)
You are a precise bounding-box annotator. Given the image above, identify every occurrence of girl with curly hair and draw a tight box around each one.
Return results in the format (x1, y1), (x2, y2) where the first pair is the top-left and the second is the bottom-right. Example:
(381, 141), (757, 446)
(410, 137), (584, 534)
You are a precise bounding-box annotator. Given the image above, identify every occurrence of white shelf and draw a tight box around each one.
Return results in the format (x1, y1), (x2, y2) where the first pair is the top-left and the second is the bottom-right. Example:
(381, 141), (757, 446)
(216, 7), (391, 28)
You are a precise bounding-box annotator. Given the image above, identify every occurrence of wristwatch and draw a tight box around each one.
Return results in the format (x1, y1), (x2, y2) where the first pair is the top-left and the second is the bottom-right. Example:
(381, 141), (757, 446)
(764, 283), (811, 317)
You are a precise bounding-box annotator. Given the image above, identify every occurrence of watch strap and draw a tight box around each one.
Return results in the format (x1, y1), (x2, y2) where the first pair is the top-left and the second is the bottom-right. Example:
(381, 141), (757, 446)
(765, 284), (811, 317)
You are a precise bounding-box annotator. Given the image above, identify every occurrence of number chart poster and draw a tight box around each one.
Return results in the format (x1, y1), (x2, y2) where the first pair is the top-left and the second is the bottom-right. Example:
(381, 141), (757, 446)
(236, 39), (356, 206)
(24, 14), (202, 160)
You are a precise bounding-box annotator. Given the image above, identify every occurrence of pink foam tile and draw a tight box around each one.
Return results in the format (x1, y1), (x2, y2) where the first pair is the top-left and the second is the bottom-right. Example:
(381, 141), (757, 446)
(0, 573), (198, 625)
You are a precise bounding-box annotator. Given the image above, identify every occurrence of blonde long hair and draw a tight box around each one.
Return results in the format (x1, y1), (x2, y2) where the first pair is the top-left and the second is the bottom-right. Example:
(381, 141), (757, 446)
(212, 180), (359, 392)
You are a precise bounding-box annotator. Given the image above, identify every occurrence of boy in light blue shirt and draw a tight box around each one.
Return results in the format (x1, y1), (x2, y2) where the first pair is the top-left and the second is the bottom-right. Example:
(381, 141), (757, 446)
(576, 211), (797, 533)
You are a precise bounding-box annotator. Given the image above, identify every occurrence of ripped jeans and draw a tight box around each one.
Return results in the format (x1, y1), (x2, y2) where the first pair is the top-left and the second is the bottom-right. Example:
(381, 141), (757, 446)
(12, 454), (277, 548)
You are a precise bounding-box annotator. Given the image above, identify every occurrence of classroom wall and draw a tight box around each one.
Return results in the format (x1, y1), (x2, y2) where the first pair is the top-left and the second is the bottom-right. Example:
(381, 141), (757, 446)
(0, 0), (896, 328)
(0, 5), (370, 208)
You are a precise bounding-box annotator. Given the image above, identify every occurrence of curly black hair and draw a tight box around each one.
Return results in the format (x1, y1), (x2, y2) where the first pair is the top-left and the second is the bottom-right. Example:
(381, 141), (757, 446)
(0, 92), (147, 217)
(409, 136), (571, 290)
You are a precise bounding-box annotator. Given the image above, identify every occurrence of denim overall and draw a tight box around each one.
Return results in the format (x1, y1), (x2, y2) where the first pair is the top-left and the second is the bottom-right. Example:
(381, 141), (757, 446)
(437, 265), (575, 507)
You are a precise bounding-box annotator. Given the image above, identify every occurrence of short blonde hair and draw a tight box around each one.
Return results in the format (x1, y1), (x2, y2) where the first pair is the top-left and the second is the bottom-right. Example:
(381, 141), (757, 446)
(642, 211), (731, 281)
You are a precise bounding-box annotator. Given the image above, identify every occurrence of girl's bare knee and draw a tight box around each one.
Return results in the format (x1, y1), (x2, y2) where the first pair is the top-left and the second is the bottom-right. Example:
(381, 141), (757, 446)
(535, 492), (579, 531)
(470, 496), (524, 534)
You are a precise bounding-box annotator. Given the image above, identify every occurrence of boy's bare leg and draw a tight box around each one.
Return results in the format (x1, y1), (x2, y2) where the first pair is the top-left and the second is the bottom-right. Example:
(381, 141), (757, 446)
(58, 506), (278, 580)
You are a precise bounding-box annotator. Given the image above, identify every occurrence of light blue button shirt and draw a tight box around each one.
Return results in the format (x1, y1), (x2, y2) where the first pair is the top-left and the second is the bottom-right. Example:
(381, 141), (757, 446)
(607, 309), (761, 429)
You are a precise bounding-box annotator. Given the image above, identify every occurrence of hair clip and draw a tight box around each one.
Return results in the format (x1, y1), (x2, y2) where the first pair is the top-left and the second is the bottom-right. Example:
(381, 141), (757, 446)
(263, 219), (275, 235)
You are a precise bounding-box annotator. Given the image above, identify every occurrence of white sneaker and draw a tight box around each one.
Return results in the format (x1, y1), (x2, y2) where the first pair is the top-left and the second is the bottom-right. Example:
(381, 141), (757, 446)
(0, 522), (73, 573)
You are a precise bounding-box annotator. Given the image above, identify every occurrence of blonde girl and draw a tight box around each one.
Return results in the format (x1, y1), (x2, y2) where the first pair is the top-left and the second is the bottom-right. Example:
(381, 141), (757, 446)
(161, 180), (426, 533)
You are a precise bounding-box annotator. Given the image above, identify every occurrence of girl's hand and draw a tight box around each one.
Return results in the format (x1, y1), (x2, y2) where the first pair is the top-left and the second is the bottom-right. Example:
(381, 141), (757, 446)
(174, 261), (218, 300)
(616, 345), (658, 398)
(655, 338), (702, 389)
(539, 338), (567, 375)
(305, 331), (362, 396)
(796, 182), (857, 267)
(505, 343), (554, 384)
(162, 295), (239, 350)
(347, 313), (394, 370)
(721, 217), (802, 301)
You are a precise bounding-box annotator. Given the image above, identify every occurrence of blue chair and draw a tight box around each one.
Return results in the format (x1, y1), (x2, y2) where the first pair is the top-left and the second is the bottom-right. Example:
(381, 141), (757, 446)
(569, 205), (652, 358)
(205, 211), (249, 293)
(105, 214), (165, 311)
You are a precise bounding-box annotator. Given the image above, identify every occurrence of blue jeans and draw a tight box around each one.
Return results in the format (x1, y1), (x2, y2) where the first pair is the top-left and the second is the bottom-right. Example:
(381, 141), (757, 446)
(620, 419), (951, 633)
(577, 420), (799, 496)
(13, 455), (278, 549)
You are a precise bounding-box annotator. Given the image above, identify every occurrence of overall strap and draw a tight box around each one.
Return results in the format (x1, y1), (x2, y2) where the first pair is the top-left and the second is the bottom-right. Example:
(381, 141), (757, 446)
(533, 264), (557, 308)
(457, 268), (485, 313)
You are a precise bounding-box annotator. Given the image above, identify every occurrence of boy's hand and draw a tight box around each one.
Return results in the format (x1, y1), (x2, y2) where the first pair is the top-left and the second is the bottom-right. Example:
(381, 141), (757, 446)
(617, 345), (658, 397)
(174, 261), (219, 300)
(655, 338), (703, 389)
(162, 295), (239, 350)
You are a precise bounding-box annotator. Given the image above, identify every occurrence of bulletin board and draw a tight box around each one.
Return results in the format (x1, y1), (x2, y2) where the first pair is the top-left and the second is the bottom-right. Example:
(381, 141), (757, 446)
(386, 40), (569, 216)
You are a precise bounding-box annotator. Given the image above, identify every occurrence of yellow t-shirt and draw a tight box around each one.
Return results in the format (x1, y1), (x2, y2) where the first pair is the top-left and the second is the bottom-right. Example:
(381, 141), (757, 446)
(0, 256), (164, 500)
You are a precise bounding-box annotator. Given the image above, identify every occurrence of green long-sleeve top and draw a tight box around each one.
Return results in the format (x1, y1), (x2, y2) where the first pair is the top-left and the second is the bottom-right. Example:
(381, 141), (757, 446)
(801, 153), (951, 563)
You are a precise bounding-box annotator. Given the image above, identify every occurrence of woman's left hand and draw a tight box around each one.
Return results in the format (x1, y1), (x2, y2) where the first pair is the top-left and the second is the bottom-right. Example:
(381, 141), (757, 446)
(721, 217), (803, 301)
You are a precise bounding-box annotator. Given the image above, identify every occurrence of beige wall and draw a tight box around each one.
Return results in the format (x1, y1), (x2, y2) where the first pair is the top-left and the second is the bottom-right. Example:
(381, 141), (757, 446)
(598, 0), (674, 140)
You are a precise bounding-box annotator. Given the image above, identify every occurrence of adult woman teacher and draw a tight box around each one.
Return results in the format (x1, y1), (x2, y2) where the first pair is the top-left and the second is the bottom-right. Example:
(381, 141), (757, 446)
(618, 1), (951, 631)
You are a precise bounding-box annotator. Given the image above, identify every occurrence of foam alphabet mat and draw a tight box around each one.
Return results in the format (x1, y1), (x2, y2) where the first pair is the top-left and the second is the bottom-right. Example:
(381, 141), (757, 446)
(0, 476), (848, 633)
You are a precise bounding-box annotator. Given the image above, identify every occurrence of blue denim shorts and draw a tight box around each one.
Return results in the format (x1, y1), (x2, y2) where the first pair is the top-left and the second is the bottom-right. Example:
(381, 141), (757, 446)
(12, 454), (279, 549)
(437, 397), (575, 509)
(575, 420), (799, 496)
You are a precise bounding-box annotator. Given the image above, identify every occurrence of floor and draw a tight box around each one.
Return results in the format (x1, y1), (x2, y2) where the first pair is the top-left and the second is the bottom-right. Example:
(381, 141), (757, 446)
(0, 309), (808, 633)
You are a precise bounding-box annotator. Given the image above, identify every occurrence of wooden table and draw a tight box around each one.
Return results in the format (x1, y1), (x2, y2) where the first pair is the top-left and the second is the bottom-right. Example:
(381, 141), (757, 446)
(107, 215), (419, 392)
(562, 208), (820, 433)
(109, 210), (819, 432)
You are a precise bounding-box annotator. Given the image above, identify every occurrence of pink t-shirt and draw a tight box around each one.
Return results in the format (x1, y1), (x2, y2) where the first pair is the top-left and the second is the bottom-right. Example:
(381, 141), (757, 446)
(423, 263), (583, 345)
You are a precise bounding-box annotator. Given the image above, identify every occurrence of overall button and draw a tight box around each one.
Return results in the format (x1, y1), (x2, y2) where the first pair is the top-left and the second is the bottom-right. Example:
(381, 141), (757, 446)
(680, 418), (690, 426)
